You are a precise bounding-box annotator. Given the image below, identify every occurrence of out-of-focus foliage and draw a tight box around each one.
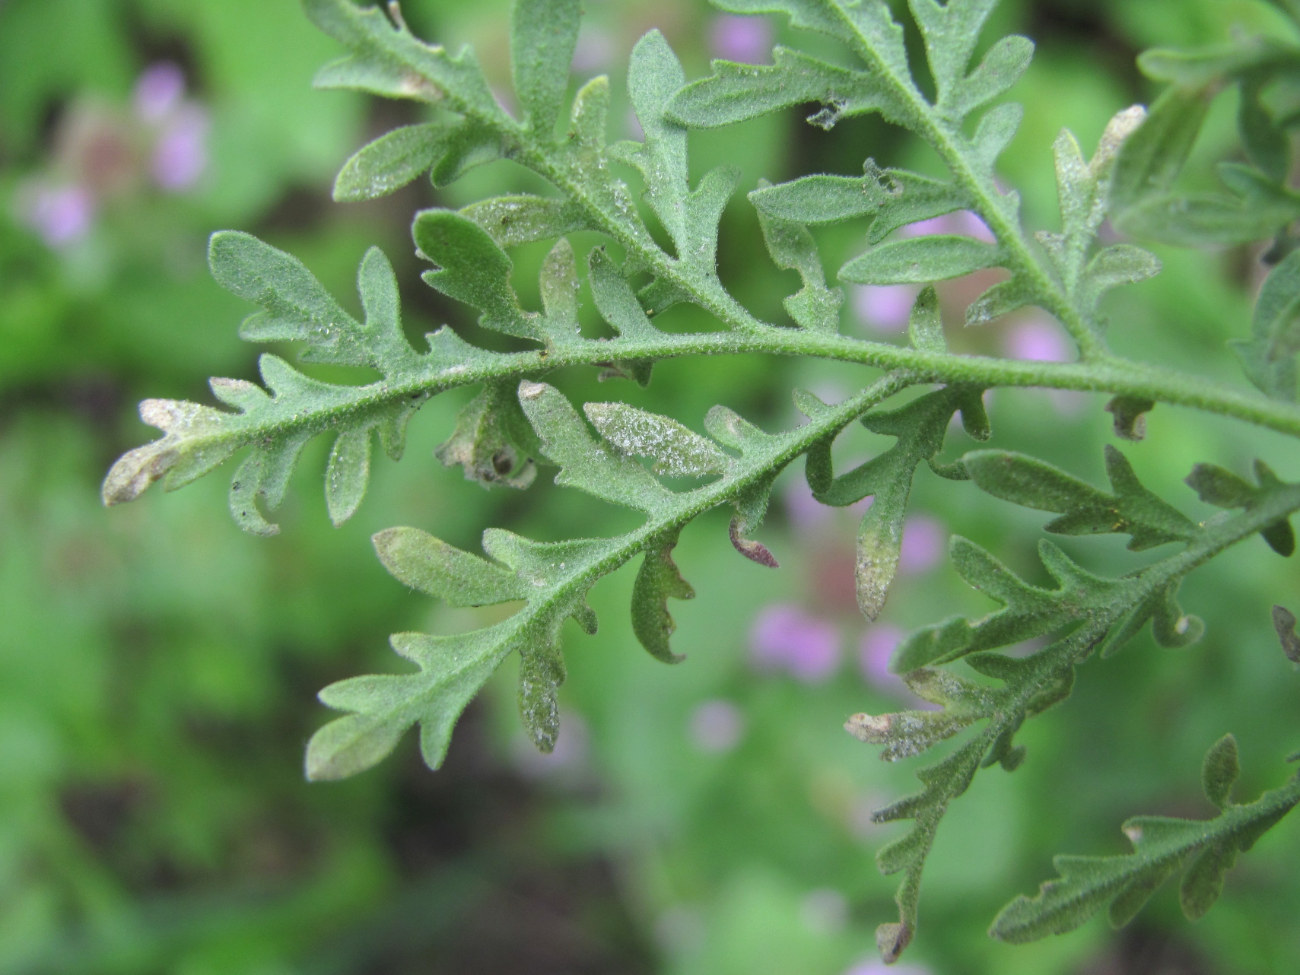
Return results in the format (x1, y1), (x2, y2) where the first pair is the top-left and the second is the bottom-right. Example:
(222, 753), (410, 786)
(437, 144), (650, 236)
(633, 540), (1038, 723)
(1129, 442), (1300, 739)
(5, 2), (1300, 975)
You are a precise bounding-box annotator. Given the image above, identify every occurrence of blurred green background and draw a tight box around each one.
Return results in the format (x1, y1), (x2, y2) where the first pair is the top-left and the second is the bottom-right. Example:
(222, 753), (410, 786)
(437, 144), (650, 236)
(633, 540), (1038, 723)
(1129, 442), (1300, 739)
(3, 1), (1300, 973)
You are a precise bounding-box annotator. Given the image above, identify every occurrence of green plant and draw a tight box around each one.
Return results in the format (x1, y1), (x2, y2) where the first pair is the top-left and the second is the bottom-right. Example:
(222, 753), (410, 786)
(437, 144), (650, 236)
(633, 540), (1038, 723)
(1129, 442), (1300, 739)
(103, 0), (1300, 962)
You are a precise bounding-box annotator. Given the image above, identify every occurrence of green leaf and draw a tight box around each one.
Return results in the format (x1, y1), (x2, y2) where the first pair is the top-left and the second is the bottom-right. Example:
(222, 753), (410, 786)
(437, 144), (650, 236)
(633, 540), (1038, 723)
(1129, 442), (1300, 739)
(990, 757), (1300, 943)
(754, 180), (844, 332)
(519, 382), (674, 513)
(709, 0), (843, 36)
(584, 402), (731, 478)
(306, 626), (515, 779)
(104, 238), (431, 532)
(587, 248), (658, 342)
(894, 539), (1125, 670)
(1042, 108), (1158, 326)
(908, 286), (946, 354)
(630, 531), (694, 664)
(1110, 87), (1210, 212)
(510, 0), (580, 136)
(1185, 460), (1298, 555)
(750, 164), (973, 244)
(840, 235), (1002, 285)
(668, 47), (909, 131)
(373, 526), (525, 606)
(1202, 734), (1240, 811)
(1239, 72), (1290, 182)
(1118, 190), (1300, 246)
(1232, 247), (1300, 401)
(305, 0), (499, 116)
(808, 388), (976, 618)
(413, 208), (538, 342)
(333, 122), (444, 201)
(964, 446), (1196, 551)
(910, 0), (1032, 119)
(460, 194), (589, 248)
(435, 381), (539, 489)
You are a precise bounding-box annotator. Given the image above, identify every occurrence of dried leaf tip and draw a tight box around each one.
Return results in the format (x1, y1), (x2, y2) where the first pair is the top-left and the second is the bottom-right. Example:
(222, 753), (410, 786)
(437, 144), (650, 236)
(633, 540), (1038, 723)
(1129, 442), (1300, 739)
(1273, 605), (1300, 663)
(845, 711), (892, 742)
(1096, 104), (1147, 171)
(729, 516), (778, 567)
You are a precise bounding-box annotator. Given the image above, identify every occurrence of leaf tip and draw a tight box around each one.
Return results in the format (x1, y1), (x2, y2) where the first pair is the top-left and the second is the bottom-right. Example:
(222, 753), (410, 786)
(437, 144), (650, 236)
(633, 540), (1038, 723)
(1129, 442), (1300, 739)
(729, 516), (778, 567)
(875, 921), (912, 964)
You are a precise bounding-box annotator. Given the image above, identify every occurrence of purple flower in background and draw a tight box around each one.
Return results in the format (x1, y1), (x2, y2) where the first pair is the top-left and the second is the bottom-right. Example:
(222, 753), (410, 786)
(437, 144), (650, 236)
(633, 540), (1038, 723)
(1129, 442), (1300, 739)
(710, 14), (773, 63)
(859, 624), (904, 689)
(1002, 317), (1087, 413)
(899, 208), (994, 242)
(843, 960), (933, 975)
(1004, 316), (1071, 362)
(853, 283), (916, 333)
(750, 604), (841, 683)
(18, 182), (95, 248)
(689, 699), (745, 752)
(898, 514), (945, 575)
(133, 62), (186, 123)
(151, 104), (209, 191)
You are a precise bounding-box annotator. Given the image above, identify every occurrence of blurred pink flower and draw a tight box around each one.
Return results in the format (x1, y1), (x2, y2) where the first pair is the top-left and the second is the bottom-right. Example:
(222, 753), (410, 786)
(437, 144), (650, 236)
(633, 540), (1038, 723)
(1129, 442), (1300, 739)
(853, 283), (916, 333)
(133, 62), (186, 122)
(898, 514), (945, 574)
(18, 183), (95, 248)
(710, 14), (772, 63)
(750, 604), (841, 683)
(899, 208), (994, 242)
(689, 699), (745, 752)
(151, 104), (209, 191)
(844, 960), (932, 975)
(859, 624), (904, 688)
(1004, 317), (1071, 362)
(1001, 317), (1088, 413)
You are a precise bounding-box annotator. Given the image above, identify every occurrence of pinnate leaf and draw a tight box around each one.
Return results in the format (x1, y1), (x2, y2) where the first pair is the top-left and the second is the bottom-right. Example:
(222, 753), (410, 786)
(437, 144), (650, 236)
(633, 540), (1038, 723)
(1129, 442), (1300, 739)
(510, 0), (581, 136)
(991, 741), (1300, 942)
(104, 236), (431, 533)
(750, 164), (974, 244)
(1232, 247), (1300, 401)
(840, 236), (1002, 285)
(964, 446), (1196, 550)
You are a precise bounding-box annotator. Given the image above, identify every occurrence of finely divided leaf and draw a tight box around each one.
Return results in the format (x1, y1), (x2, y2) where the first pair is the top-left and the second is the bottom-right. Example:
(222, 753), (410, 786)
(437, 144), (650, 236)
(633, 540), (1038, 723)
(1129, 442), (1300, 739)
(807, 388), (980, 619)
(1232, 247), (1300, 401)
(668, 47), (909, 131)
(893, 538), (1125, 670)
(631, 531), (694, 664)
(910, 0), (1032, 120)
(991, 746), (1300, 942)
(104, 237), (432, 533)
(584, 402), (730, 478)
(750, 164), (974, 244)
(510, 0), (581, 136)
(754, 181), (844, 332)
(964, 446), (1196, 550)
(520, 382), (674, 513)
(460, 195), (589, 248)
(305, 0), (499, 117)
(435, 381), (539, 489)
(333, 122), (445, 201)
(840, 236), (1002, 285)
